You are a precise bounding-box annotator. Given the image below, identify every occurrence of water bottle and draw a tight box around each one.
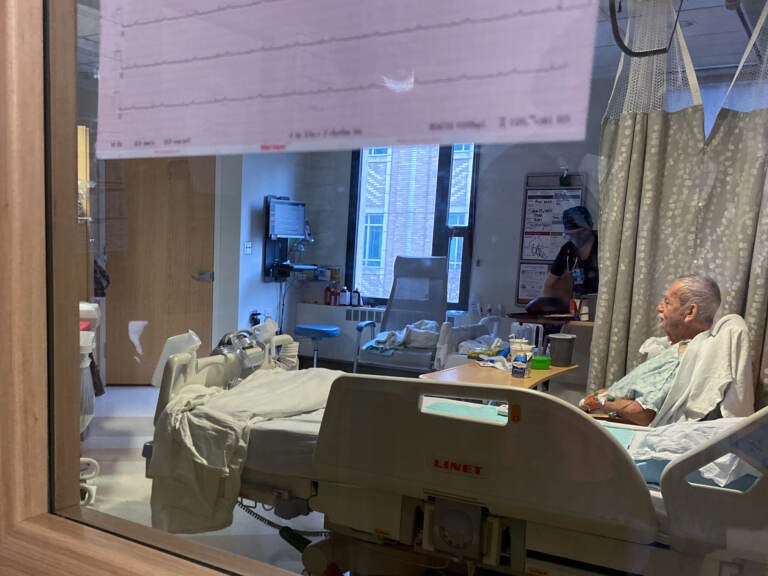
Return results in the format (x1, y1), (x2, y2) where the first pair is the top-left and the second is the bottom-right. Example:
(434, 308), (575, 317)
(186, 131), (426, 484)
(468, 295), (482, 324)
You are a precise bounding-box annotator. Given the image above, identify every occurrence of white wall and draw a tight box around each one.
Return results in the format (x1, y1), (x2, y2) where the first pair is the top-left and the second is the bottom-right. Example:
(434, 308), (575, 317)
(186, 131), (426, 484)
(238, 153), (302, 330)
(291, 152), (353, 314)
(212, 155), (243, 343)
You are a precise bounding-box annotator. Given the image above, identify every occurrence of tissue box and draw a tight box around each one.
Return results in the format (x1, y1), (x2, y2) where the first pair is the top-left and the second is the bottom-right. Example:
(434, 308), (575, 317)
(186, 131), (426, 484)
(530, 356), (551, 370)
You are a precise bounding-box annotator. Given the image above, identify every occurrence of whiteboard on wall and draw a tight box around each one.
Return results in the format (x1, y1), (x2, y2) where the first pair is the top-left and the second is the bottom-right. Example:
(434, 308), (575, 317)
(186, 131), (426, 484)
(521, 188), (583, 261)
(96, 0), (599, 159)
(517, 174), (584, 304)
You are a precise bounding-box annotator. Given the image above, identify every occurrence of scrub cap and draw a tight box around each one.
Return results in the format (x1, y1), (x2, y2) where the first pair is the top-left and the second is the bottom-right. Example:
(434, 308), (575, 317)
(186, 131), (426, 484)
(562, 206), (593, 230)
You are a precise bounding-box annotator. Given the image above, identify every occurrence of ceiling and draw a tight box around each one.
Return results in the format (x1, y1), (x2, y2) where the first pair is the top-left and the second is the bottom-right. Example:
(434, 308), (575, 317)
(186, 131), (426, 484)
(76, 1), (765, 82)
(592, 0), (764, 78)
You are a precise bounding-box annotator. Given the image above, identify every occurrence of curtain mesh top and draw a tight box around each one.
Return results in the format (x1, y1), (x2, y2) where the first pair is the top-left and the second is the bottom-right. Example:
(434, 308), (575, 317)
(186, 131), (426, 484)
(605, 0), (695, 118)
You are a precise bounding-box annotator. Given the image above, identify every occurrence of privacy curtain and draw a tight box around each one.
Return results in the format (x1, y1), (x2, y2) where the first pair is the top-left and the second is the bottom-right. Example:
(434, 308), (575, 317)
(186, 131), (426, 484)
(591, 0), (768, 409)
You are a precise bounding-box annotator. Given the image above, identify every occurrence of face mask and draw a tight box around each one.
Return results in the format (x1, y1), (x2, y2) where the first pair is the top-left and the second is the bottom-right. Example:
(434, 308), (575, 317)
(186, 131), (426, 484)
(567, 229), (592, 247)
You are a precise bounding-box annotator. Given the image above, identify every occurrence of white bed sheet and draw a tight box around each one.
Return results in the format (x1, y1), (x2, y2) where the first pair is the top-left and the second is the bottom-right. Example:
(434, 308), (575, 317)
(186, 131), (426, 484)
(150, 367), (341, 533)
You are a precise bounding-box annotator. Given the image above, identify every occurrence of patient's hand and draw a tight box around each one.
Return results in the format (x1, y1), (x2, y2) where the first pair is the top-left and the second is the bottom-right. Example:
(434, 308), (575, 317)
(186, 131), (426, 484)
(579, 395), (603, 412)
(579, 389), (611, 413)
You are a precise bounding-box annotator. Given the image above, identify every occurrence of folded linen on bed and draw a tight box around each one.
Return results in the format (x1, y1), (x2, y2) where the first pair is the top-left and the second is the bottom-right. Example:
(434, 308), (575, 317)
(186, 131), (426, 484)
(148, 367), (342, 533)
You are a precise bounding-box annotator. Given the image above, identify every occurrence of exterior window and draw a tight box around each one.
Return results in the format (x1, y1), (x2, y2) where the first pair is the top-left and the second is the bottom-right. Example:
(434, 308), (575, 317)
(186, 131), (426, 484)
(445, 144), (475, 302)
(350, 144), (477, 307)
(362, 213), (384, 267)
(447, 214), (465, 273)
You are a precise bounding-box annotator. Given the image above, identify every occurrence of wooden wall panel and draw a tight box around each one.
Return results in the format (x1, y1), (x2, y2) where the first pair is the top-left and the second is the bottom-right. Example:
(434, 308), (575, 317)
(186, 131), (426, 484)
(0, 0), (49, 534)
(105, 157), (215, 385)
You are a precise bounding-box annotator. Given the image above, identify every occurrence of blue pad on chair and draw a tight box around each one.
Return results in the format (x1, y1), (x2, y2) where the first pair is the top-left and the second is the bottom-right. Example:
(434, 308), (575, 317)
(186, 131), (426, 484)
(294, 324), (340, 339)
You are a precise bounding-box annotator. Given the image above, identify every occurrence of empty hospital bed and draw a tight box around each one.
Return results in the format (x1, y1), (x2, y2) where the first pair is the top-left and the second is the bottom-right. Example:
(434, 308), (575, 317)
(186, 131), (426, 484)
(147, 346), (768, 576)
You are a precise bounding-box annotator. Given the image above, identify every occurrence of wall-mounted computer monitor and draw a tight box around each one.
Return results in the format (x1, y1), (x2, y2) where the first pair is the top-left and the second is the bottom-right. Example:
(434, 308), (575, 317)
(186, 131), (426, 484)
(268, 198), (306, 239)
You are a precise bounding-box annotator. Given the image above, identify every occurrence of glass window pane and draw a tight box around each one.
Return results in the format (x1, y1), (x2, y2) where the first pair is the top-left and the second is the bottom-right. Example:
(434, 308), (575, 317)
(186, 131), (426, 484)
(447, 236), (464, 302)
(355, 145), (439, 299)
(47, 2), (764, 576)
(363, 213), (384, 267)
(448, 143), (474, 223)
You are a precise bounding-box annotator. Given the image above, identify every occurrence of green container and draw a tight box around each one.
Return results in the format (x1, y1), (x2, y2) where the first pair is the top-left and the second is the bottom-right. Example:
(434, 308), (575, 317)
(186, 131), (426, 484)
(530, 355), (551, 370)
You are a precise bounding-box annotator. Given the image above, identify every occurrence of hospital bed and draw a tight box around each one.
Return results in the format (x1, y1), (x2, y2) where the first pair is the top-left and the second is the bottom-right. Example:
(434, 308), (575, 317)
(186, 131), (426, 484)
(148, 346), (768, 576)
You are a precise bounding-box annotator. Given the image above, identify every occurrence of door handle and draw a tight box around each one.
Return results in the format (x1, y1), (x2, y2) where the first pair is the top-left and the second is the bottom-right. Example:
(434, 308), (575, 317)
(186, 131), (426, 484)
(192, 270), (214, 283)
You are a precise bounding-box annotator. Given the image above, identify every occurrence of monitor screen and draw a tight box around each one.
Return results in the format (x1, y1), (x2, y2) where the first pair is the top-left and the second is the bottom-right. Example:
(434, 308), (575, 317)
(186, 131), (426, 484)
(268, 199), (306, 239)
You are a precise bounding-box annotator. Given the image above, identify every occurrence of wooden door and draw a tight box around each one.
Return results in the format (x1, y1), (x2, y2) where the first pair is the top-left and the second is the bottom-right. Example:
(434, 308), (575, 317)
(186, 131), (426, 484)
(105, 157), (215, 385)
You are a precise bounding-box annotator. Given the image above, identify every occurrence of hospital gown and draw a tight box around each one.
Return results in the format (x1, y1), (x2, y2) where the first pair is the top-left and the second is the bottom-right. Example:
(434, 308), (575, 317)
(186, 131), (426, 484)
(652, 314), (754, 425)
(606, 343), (683, 413)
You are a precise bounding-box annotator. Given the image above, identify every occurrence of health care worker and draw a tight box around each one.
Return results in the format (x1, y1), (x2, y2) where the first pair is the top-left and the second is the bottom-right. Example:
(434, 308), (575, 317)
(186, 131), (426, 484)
(542, 206), (598, 301)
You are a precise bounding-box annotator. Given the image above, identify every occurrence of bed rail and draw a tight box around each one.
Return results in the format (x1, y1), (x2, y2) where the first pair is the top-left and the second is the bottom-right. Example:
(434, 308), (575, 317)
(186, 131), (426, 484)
(661, 405), (768, 556)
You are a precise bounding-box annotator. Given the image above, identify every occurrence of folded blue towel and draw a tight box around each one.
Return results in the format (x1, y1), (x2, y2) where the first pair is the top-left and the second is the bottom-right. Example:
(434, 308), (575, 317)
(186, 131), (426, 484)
(362, 340), (395, 356)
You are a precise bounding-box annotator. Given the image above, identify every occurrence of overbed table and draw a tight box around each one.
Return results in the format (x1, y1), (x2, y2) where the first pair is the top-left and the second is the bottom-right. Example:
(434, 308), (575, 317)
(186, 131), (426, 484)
(420, 362), (578, 389)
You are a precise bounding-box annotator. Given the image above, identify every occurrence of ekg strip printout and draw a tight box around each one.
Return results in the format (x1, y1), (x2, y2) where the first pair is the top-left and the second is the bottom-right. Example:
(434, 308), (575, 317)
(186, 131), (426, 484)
(97, 0), (599, 158)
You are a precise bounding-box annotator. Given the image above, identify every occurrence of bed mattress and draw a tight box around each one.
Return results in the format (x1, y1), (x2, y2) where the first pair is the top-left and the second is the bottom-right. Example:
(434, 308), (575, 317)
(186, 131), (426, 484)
(244, 408), (324, 478)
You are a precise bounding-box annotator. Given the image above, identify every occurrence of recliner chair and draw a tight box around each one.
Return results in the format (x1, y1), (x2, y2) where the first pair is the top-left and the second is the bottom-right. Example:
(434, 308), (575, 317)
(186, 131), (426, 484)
(352, 256), (448, 374)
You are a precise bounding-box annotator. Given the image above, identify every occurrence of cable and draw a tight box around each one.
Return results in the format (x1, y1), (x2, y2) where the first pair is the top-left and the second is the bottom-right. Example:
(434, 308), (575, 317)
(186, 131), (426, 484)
(281, 278), (289, 331)
(276, 278), (290, 333)
(236, 499), (329, 538)
(277, 271), (302, 335)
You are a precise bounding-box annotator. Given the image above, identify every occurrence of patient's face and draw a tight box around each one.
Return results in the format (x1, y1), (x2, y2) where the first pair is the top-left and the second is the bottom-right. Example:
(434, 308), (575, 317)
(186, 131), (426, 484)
(656, 280), (687, 343)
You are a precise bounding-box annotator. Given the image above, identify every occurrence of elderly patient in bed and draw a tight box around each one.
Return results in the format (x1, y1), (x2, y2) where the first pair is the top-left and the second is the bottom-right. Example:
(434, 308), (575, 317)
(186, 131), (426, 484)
(579, 275), (754, 427)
